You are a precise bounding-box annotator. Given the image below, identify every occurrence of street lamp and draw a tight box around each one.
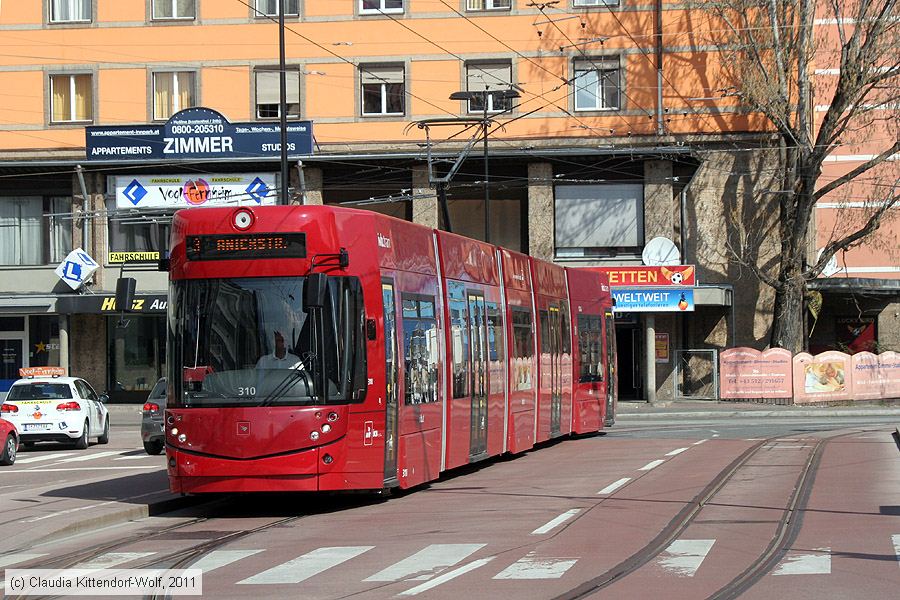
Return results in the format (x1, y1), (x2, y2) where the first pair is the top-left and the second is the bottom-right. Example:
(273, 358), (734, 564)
(449, 88), (520, 243)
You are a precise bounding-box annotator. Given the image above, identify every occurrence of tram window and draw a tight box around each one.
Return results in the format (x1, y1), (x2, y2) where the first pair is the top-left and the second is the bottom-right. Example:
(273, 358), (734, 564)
(448, 282), (469, 399)
(400, 293), (438, 405)
(539, 310), (551, 354)
(511, 307), (533, 390)
(560, 304), (571, 355)
(486, 302), (505, 395)
(578, 315), (603, 383)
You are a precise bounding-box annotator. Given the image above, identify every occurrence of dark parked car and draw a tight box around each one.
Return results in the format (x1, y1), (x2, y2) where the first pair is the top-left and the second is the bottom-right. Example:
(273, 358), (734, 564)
(142, 377), (166, 455)
(1, 417), (18, 465)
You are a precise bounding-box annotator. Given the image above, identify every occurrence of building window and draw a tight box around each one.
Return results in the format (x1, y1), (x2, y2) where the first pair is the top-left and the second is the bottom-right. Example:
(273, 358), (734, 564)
(467, 0), (511, 10)
(255, 0), (299, 16)
(465, 62), (515, 113)
(573, 0), (619, 6)
(360, 66), (404, 116)
(50, 0), (91, 23)
(360, 0), (404, 14)
(555, 183), (644, 258)
(108, 316), (166, 399)
(105, 198), (170, 259)
(153, 0), (196, 19)
(255, 69), (301, 119)
(573, 58), (621, 111)
(153, 71), (195, 120)
(50, 74), (92, 123)
(0, 197), (71, 266)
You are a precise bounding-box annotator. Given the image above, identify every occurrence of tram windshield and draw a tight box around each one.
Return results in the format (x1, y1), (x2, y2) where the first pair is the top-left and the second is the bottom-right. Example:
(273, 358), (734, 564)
(168, 276), (367, 407)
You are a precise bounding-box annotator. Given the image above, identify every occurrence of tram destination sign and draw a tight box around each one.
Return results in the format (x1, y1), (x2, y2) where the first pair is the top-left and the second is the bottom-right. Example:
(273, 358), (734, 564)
(86, 107), (313, 162)
(186, 233), (307, 261)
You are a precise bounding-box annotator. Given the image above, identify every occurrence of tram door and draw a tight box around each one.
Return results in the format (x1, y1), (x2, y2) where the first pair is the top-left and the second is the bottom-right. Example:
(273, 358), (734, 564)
(381, 280), (399, 484)
(603, 310), (618, 422)
(548, 306), (562, 436)
(468, 292), (488, 459)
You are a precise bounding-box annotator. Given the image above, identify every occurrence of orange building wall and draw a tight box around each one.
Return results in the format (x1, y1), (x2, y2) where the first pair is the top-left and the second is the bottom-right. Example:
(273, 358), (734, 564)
(0, 71), (45, 127)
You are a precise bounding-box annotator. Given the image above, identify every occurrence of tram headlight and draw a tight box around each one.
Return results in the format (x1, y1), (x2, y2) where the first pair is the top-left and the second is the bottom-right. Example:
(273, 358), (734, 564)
(310, 431), (320, 441)
(327, 412), (339, 422)
(321, 423), (332, 434)
(233, 208), (254, 230)
(170, 428), (179, 436)
(322, 454), (333, 465)
(177, 433), (187, 443)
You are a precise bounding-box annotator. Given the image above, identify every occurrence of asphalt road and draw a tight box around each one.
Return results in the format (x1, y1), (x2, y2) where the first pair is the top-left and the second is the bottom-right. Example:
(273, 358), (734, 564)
(1, 415), (898, 599)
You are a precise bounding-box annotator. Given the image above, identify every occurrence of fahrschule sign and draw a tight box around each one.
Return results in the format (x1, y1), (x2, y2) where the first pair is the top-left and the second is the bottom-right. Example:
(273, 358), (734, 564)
(85, 107), (313, 161)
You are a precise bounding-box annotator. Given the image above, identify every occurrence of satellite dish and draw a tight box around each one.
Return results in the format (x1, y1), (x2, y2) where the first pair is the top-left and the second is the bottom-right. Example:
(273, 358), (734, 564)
(642, 237), (681, 266)
(817, 248), (840, 277)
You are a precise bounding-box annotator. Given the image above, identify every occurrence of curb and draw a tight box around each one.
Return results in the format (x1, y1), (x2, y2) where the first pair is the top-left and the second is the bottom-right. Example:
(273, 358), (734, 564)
(617, 409), (900, 419)
(29, 495), (211, 549)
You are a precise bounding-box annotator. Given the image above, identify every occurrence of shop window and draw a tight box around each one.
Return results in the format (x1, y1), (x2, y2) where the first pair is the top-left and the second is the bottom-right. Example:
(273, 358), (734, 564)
(573, 58), (621, 111)
(153, 71), (196, 120)
(105, 197), (170, 262)
(401, 293), (438, 404)
(467, 0), (512, 10)
(255, 68), (301, 119)
(50, 0), (91, 23)
(555, 183), (644, 258)
(50, 74), (93, 123)
(153, 0), (195, 19)
(0, 196), (72, 266)
(360, 0), (404, 14)
(360, 65), (405, 116)
(255, 0), (299, 16)
(108, 316), (166, 399)
(465, 62), (515, 113)
(29, 316), (62, 369)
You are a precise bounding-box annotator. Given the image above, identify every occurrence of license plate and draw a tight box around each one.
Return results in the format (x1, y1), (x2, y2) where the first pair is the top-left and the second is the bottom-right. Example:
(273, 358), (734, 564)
(24, 423), (52, 432)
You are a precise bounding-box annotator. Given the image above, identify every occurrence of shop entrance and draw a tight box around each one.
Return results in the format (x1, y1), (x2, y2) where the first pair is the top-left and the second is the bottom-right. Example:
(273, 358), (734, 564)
(0, 337), (25, 396)
(615, 324), (643, 400)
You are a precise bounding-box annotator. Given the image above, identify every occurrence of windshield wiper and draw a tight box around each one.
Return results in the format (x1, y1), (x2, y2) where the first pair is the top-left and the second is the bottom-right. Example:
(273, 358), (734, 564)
(257, 369), (311, 407)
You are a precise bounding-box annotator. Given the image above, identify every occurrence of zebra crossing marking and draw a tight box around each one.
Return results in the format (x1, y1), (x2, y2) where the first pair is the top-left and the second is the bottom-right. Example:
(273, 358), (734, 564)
(364, 544), (486, 582)
(237, 546), (373, 585)
(657, 539), (716, 576)
(493, 552), (578, 579)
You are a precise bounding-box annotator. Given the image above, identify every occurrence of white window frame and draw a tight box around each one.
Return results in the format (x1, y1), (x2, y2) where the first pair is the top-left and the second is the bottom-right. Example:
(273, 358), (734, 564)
(466, 0), (512, 10)
(49, 0), (91, 23)
(573, 59), (621, 111)
(359, 0), (405, 15)
(152, 71), (196, 121)
(254, 0), (300, 17)
(152, 0), (196, 20)
(255, 68), (302, 119)
(360, 66), (405, 116)
(573, 0), (619, 7)
(465, 63), (515, 114)
(50, 74), (93, 123)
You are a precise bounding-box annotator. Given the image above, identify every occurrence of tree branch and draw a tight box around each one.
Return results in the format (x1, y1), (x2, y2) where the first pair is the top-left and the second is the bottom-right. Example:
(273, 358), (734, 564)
(813, 141), (900, 200)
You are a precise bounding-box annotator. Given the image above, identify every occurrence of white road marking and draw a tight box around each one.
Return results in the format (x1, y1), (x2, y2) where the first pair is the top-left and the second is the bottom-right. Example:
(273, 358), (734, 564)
(76, 552), (156, 569)
(892, 535), (900, 569)
(364, 544), (486, 582)
(115, 454), (155, 460)
(493, 552), (578, 579)
(639, 459), (666, 471)
(597, 478), (631, 495)
(657, 539), (716, 576)
(190, 550), (264, 573)
(15, 453), (74, 464)
(665, 447), (690, 456)
(12, 467), (158, 472)
(762, 445), (812, 449)
(238, 546), (373, 584)
(773, 548), (832, 575)
(692, 439), (708, 445)
(532, 509), (581, 535)
(60, 451), (121, 462)
(400, 557), (495, 596)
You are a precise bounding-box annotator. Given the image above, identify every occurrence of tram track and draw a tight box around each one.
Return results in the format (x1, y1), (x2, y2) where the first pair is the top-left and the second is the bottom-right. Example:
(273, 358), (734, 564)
(550, 429), (863, 600)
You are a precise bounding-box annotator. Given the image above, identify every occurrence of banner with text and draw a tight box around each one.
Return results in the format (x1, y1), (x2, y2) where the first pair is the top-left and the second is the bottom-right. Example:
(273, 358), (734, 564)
(590, 265), (696, 287)
(719, 348), (793, 399)
(114, 173), (278, 210)
(612, 288), (694, 312)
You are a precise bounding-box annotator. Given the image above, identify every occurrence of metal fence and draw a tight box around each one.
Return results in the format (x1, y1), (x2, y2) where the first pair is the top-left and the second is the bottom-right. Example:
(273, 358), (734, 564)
(674, 349), (719, 400)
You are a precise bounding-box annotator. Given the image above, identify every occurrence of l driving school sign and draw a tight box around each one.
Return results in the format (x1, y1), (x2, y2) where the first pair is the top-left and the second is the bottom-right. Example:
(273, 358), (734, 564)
(86, 107), (313, 161)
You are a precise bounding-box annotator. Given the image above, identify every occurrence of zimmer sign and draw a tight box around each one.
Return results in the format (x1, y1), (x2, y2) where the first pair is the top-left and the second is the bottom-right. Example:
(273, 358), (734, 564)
(86, 107), (313, 161)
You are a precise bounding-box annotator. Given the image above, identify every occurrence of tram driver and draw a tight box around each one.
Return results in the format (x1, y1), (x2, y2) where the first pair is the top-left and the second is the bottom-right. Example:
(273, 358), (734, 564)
(256, 330), (304, 370)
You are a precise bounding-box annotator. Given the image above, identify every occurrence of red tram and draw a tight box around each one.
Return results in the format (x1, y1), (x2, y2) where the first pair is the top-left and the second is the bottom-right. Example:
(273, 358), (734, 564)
(164, 205), (616, 493)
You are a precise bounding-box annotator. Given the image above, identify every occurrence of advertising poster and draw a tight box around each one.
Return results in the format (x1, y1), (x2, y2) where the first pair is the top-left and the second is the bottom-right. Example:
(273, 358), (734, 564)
(655, 333), (669, 363)
(793, 351), (852, 403)
(719, 347), (793, 399)
(611, 288), (694, 312)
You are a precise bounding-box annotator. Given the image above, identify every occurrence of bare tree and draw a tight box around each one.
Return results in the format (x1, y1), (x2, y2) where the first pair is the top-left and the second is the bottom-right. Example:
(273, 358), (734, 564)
(692, 0), (899, 352)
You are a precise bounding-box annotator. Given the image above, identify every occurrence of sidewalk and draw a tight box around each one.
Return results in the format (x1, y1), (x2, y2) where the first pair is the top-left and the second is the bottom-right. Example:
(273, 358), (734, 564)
(617, 398), (900, 419)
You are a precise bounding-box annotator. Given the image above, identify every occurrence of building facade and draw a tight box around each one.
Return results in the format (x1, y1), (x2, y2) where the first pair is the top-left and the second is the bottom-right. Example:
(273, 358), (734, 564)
(0, 1), (896, 402)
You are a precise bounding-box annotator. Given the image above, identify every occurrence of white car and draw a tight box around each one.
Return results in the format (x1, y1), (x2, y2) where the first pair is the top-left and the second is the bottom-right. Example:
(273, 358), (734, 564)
(0, 377), (110, 449)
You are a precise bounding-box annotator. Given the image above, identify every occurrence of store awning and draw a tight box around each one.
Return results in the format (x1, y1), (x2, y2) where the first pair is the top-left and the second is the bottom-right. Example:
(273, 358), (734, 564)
(809, 277), (900, 297)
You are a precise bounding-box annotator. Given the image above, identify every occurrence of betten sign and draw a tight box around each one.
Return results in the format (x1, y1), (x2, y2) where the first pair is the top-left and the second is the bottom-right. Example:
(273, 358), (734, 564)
(86, 107), (313, 161)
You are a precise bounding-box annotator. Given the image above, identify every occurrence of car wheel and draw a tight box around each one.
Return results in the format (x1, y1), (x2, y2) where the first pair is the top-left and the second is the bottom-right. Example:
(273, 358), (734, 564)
(98, 417), (110, 445)
(143, 440), (164, 455)
(0, 433), (15, 465)
(74, 421), (89, 450)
